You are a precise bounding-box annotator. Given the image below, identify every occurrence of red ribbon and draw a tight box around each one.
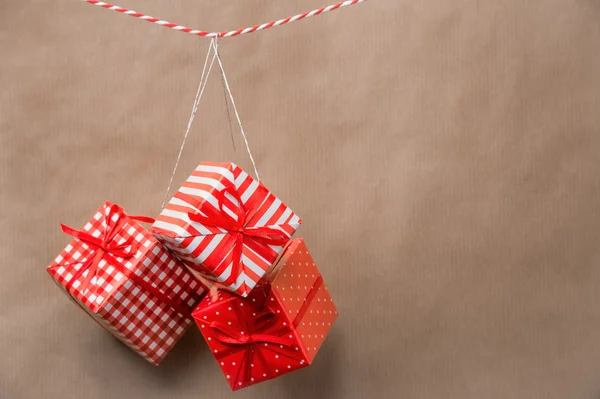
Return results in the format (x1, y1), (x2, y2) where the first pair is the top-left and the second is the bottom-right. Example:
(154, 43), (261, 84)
(292, 275), (324, 328)
(208, 275), (324, 387)
(208, 303), (301, 386)
(60, 204), (192, 318)
(209, 318), (289, 348)
(186, 182), (289, 288)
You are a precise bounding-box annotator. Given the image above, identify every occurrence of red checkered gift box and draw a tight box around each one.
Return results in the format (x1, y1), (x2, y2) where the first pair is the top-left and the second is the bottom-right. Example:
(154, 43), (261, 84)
(192, 238), (338, 390)
(150, 162), (301, 297)
(47, 201), (206, 365)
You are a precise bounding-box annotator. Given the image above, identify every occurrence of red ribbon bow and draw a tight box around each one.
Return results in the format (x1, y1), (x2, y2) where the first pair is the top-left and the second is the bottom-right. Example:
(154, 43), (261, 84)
(59, 204), (191, 317)
(186, 181), (290, 288)
(208, 303), (302, 387)
(209, 319), (289, 347)
(61, 204), (138, 294)
(203, 274), (325, 388)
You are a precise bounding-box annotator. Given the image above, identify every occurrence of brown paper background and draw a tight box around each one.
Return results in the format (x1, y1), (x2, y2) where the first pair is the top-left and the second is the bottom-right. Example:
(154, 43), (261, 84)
(3, 1), (600, 398)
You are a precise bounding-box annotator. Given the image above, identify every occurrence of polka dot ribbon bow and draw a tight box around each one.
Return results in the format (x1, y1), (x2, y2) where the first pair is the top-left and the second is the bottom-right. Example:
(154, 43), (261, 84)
(209, 308), (290, 347)
(208, 301), (303, 384)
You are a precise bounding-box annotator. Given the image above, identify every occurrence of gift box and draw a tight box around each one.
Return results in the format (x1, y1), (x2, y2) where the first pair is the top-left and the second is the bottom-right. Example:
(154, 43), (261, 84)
(192, 238), (337, 390)
(150, 162), (301, 297)
(47, 201), (206, 365)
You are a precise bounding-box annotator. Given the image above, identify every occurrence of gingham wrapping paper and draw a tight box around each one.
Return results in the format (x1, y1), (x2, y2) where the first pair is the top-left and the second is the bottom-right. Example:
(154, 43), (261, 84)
(150, 162), (301, 297)
(47, 201), (206, 365)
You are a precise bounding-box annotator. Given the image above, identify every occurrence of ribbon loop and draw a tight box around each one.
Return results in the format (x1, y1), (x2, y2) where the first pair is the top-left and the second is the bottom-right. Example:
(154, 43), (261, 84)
(60, 206), (140, 295)
(209, 316), (291, 348)
(243, 226), (290, 246)
(205, 298), (304, 388)
(60, 224), (139, 258)
(209, 321), (252, 345)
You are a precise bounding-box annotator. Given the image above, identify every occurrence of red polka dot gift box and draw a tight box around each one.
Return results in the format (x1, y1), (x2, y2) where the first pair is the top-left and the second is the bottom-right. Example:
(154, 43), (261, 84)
(47, 201), (206, 365)
(191, 238), (338, 390)
(150, 162), (302, 298)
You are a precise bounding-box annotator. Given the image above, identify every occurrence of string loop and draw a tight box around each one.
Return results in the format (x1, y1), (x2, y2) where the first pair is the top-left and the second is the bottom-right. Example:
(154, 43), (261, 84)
(211, 39), (260, 182)
(161, 39), (259, 210)
(160, 38), (217, 210)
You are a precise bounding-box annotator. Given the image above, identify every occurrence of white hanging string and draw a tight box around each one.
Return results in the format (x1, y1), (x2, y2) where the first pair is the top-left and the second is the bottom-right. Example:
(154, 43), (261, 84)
(216, 41), (236, 153)
(211, 39), (261, 182)
(160, 38), (260, 210)
(160, 39), (218, 210)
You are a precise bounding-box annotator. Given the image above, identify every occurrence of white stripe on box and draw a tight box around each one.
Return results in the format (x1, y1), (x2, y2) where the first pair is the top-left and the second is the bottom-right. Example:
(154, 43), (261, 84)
(152, 220), (192, 238)
(275, 207), (293, 227)
(196, 164), (234, 184)
(267, 245), (284, 253)
(235, 169), (249, 188)
(211, 247), (254, 292)
(181, 235), (206, 255)
(222, 273), (259, 293)
(169, 196), (201, 211)
(214, 262), (231, 284)
(261, 225), (291, 249)
(223, 190), (240, 208)
(232, 271), (247, 291)
(240, 179), (259, 204)
(240, 253), (267, 280)
(160, 209), (219, 236)
(256, 198), (282, 227)
(221, 204), (239, 222)
(289, 214), (301, 228)
(155, 234), (185, 246)
(244, 274), (256, 291)
(187, 175), (227, 191)
(197, 233), (226, 263)
(216, 265), (247, 292)
(178, 187), (219, 209)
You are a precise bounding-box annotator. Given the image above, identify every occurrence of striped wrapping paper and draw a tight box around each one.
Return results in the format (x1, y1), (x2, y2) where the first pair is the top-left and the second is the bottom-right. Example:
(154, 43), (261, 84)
(150, 162), (301, 297)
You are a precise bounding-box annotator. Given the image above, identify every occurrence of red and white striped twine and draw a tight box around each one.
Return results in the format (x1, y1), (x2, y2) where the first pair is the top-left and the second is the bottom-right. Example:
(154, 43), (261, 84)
(84, 0), (367, 38)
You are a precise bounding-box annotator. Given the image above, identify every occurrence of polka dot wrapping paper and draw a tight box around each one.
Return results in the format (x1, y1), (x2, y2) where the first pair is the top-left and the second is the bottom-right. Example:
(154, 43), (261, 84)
(150, 162), (302, 297)
(47, 201), (206, 365)
(192, 238), (338, 390)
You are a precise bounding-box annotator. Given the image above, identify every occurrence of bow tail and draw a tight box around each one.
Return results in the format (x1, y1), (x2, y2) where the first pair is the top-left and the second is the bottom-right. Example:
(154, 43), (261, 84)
(72, 249), (104, 295)
(245, 226), (290, 244)
(254, 344), (276, 381)
(102, 203), (126, 242)
(220, 234), (244, 288)
(243, 227), (290, 267)
(234, 348), (254, 389)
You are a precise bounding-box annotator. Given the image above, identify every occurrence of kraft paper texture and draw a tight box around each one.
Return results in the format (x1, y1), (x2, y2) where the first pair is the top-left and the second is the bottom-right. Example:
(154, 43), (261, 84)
(2, 1), (600, 398)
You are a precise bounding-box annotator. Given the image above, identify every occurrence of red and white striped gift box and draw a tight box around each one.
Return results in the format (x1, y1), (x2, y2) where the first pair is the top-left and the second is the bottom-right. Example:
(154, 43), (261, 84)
(150, 162), (301, 297)
(47, 201), (206, 365)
